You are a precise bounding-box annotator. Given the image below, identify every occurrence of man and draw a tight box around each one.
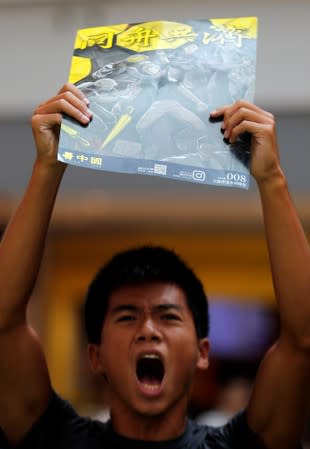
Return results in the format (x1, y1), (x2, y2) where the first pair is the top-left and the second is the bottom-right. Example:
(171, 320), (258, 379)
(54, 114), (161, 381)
(0, 83), (309, 448)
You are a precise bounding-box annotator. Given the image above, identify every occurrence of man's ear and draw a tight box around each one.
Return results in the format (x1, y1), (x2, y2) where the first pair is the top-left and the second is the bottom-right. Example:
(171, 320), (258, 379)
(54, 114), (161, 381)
(88, 343), (105, 375)
(196, 338), (210, 370)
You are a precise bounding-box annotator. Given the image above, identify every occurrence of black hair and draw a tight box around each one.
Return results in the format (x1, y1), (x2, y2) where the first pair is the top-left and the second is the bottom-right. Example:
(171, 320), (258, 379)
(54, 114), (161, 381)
(84, 246), (209, 344)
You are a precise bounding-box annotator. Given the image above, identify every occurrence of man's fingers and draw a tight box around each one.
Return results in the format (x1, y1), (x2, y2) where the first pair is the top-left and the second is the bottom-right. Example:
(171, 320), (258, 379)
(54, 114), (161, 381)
(57, 82), (89, 105)
(223, 109), (274, 140)
(229, 121), (274, 144)
(223, 100), (274, 120)
(209, 105), (229, 119)
(35, 91), (93, 126)
(210, 100), (274, 129)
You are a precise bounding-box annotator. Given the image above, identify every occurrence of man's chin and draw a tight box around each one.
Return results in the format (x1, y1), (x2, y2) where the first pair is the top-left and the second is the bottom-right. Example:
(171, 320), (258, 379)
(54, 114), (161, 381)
(131, 398), (171, 418)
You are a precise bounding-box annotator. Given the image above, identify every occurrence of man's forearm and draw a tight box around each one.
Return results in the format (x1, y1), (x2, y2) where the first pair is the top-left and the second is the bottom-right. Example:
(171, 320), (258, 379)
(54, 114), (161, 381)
(0, 160), (65, 329)
(258, 171), (310, 346)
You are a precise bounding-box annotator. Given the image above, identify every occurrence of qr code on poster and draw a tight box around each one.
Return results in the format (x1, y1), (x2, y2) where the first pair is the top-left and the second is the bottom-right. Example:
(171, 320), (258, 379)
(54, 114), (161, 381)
(154, 164), (167, 176)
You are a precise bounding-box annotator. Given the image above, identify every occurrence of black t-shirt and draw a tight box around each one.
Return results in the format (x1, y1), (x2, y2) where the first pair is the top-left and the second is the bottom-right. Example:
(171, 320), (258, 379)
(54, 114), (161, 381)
(0, 392), (266, 449)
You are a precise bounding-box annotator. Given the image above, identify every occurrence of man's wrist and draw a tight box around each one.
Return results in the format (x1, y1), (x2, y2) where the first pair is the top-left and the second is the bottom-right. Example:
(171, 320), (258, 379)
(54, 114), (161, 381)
(256, 168), (288, 195)
(33, 158), (67, 180)
(29, 159), (67, 196)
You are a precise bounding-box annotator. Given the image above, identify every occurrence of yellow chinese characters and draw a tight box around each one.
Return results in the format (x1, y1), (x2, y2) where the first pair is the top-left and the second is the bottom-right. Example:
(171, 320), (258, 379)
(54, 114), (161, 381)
(74, 24), (128, 50)
(117, 21), (197, 52)
(203, 17), (257, 48)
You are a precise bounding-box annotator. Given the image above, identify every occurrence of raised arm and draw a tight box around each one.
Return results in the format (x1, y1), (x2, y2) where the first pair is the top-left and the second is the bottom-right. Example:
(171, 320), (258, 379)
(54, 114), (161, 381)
(211, 102), (310, 449)
(0, 84), (92, 445)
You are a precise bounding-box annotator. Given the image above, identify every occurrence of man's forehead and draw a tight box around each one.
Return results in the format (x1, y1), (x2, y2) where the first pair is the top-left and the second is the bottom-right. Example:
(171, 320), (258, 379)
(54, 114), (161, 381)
(109, 303), (184, 315)
(107, 282), (187, 309)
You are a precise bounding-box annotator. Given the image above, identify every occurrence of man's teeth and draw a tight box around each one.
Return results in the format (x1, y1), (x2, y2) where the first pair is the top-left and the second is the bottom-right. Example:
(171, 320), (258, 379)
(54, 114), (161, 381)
(142, 354), (160, 359)
(142, 383), (161, 392)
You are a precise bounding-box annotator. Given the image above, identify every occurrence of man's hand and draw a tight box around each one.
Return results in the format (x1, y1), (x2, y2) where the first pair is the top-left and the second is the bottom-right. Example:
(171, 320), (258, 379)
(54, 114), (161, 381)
(31, 83), (92, 169)
(210, 101), (283, 184)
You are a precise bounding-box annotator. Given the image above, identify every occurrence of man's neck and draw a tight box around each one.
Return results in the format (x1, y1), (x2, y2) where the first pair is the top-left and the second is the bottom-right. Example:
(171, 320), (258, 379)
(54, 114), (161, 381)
(109, 402), (188, 441)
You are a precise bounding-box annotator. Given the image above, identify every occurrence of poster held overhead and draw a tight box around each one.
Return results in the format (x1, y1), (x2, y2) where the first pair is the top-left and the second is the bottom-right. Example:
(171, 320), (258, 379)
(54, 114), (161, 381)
(59, 18), (258, 189)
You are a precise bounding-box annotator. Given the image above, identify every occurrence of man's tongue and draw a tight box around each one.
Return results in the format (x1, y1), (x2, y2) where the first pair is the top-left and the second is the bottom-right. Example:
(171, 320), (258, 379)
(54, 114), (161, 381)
(139, 376), (162, 395)
(140, 375), (161, 386)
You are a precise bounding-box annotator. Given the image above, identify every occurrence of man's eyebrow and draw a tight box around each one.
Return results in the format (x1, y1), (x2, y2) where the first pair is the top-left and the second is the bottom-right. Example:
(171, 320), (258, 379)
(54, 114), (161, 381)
(155, 304), (183, 312)
(110, 305), (138, 314)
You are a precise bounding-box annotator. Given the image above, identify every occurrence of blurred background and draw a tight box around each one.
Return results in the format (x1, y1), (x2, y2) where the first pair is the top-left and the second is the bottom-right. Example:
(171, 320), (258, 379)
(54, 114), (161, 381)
(0, 0), (310, 444)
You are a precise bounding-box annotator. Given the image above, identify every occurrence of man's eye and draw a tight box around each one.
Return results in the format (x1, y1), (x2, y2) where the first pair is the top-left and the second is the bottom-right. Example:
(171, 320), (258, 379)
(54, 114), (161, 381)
(117, 315), (136, 322)
(162, 314), (180, 321)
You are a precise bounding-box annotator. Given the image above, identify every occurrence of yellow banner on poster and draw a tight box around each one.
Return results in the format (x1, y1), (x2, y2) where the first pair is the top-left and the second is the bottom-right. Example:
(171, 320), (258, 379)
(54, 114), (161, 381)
(69, 56), (92, 84)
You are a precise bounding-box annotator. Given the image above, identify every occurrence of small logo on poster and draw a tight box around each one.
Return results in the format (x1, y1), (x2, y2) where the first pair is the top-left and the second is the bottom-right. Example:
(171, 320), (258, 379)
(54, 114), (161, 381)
(154, 164), (167, 176)
(193, 170), (206, 182)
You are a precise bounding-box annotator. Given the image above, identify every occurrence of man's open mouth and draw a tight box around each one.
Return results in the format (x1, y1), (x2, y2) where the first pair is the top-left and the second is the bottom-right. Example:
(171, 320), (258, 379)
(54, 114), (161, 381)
(136, 354), (165, 395)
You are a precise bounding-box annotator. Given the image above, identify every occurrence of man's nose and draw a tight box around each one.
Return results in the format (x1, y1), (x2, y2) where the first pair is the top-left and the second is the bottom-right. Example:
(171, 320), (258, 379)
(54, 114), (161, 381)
(135, 317), (161, 342)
